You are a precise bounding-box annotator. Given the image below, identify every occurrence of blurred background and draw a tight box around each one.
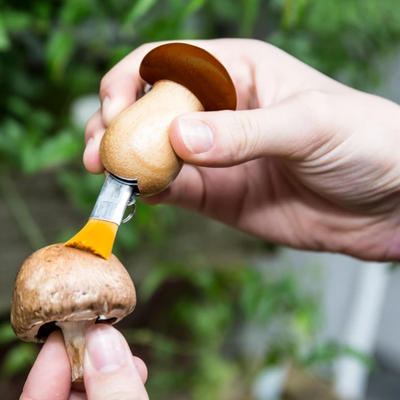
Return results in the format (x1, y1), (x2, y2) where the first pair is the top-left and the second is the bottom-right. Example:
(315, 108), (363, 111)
(1, 0), (400, 399)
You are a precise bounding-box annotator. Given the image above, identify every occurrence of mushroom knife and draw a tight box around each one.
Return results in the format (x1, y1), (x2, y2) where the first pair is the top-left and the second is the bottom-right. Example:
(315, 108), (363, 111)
(65, 43), (237, 259)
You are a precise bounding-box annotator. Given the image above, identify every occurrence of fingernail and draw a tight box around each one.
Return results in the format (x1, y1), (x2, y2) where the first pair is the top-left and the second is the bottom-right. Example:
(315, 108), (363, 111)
(86, 325), (127, 372)
(85, 137), (93, 149)
(179, 118), (214, 154)
(83, 137), (94, 159)
(102, 96), (111, 110)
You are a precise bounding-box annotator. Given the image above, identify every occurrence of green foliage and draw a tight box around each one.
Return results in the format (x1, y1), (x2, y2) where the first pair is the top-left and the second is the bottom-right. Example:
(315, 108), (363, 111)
(0, 0), (399, 396)
(0, 323), (38, 380)
(1, 343), (38, 379)
(269, 0), (400, 89)
(0, 323), (17, 345)
(300, 341), (374, 370)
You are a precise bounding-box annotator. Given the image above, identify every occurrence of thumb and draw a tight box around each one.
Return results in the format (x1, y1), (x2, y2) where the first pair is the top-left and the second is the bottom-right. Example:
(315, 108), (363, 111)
(169, 91), (336, 167)
(84, 324), (148, 400)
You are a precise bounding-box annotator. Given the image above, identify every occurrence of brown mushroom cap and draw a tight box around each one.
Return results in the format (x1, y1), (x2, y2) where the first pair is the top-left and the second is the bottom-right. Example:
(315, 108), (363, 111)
(11, 244), (136, 342)
(139, 43), (237, 112)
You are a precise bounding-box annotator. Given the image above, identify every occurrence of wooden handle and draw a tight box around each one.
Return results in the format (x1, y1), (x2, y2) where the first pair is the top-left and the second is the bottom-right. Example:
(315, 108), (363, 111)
(100, 80), (204, 196)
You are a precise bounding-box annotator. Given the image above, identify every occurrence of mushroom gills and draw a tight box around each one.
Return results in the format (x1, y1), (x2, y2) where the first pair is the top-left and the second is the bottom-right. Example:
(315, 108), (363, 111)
(36, 316), (118, 340)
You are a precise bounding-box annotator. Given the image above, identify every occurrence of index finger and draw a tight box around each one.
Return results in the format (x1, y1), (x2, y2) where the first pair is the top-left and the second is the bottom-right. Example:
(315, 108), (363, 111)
(83, 324), (149, 400)
(99, 42), (162, 126)
(21, 331), (71, 400)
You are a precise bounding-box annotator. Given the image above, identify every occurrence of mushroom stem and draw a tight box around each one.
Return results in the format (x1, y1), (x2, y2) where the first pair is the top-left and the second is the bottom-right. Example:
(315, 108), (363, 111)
(56, 320), (96, 382)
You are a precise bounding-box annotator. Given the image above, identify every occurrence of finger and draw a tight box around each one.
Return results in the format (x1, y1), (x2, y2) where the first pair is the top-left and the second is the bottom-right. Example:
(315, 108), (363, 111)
(170, 90), (341, 167)
(84, 324), (149, 400)
(83, 110), (106, 174)
(140, 162), (250, 222)
(140, 164), (205, 210)
(67, 358), (146, 400)
(100, 43), (163, 126)
(83, 133), (104, 175)
(85, 109), (105, 144)
(21, 331), (71, 400)
(133, 356), (148, 383)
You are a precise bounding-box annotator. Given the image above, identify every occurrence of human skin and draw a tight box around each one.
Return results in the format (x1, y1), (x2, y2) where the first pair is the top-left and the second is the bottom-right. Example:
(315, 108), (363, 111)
(20, 324), (149, 400)
(84, 39), (400, 262)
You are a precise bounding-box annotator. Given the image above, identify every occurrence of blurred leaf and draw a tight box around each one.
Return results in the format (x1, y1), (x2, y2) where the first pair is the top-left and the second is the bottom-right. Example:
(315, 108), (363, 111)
(2, 10), (32, 32)
(57, 170), (104, 212)
(114, 222), (140, 253)
(282, 0), (309, 29)
(181, 0), (207, 19)
(22, 128), (82, 174)
(0, 323), (17, 345)
(0, 119), (25, 166)
(123, 328), (188, 354)
(6, 96), (31, 117)
(27, 109), (55, 133)
(46, 29), (74, 80)
(109, 45), (134, 67)
(0, 16), (10, 51)
(192, 354), (236, 400)
(240, 0), (260, 37)
(1, 343), (38, 378)
(60, 0), (95, 24)
(123, 0), (158, 26)
(140, 265), (176, 301)
(301, 341), (374, 369)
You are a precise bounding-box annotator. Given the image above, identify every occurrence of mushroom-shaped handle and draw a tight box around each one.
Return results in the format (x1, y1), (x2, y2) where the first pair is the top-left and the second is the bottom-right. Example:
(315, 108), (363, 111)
(99, 43), (237, 196)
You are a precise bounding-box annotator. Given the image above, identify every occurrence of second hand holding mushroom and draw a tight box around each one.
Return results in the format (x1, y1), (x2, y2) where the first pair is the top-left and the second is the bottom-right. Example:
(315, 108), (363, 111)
(65, 43), (237, 259)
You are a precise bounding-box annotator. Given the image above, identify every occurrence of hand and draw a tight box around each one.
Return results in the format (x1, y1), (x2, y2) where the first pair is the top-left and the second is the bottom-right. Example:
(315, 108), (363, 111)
(20, 324), (149, 400)
(84, 39), (400, 261)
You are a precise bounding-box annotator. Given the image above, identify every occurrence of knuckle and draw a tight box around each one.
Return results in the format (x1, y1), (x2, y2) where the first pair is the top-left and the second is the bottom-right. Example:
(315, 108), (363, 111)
(99, 42), (158, 100)
(85, 113), (97, 132)
(231, 111), (261, 159)
(99, 75), (112, 99)
(296, 90), (333, 155)
(84, 111), (100, 140)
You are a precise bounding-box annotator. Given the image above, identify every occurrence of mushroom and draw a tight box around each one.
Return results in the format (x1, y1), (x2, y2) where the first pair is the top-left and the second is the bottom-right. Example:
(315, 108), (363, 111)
(10, 244), (136, 382)
(100, 42), (237, 196)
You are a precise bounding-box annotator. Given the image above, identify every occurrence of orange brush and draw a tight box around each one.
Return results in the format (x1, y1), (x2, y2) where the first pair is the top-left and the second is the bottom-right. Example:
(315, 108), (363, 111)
(65, 174), (137, 260)
(65, 219), (118, 259)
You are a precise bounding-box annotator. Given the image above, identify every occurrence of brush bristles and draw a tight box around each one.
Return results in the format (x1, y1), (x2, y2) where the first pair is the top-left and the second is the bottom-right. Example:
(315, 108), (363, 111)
(65, 219), (119, 259)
